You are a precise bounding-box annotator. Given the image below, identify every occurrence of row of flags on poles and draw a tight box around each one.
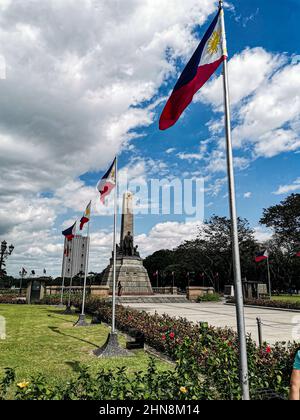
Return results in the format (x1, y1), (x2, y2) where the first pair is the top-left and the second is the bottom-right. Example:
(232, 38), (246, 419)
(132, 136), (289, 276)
(62, 157), (117, 244)
(255, 249), (300, 262)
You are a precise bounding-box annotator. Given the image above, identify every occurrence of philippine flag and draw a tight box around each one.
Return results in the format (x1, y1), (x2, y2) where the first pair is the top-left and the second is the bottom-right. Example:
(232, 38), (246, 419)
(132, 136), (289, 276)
(159, 8), (227, 130)
(80, 201), (91, 230)
(97, 158), (116, 204)
(255, 250), (269, 263)
(62, 222), (76, 241)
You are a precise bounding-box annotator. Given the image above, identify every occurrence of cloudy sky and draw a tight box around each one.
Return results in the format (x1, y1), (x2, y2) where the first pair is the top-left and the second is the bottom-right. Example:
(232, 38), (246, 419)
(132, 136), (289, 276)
(0, 0), (299, 277)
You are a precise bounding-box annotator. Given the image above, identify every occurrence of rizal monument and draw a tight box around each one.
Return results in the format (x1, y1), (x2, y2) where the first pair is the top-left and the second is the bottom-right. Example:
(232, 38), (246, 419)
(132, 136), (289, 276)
(101, 192), (153, 295)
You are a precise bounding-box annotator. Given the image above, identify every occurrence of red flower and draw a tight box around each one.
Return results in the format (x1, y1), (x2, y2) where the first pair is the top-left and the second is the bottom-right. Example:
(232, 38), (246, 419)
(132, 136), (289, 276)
(266, 346), (271, 354)
(169, 332), (175, 339)
(162, 334), (166, 341)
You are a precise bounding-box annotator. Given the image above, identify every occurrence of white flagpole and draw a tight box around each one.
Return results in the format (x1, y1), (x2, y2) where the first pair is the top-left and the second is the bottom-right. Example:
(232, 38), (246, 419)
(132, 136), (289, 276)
(67, 224), (76, 312)
(81, 207), (91, 319)
(266, 252), (272, 300)
(112, 157), (118, 334)
(60, 238), (66, 306)
(220, 1), (250, 400)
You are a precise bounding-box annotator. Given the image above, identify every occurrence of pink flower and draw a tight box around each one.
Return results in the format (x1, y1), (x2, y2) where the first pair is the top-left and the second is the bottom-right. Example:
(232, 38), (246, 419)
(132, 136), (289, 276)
(169, 332), (175, 339)
(266, 346), (271, 354)
(162, 334), (166, 341)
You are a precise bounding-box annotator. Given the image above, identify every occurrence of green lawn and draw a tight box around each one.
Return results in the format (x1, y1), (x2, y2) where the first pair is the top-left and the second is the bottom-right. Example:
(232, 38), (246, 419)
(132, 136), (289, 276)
(272, 295), (300, 303)
(0, 304), (168, 384)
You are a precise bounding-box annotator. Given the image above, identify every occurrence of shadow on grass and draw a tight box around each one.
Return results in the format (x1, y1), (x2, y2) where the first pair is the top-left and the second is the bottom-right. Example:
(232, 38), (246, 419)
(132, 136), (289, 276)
(48, 326), (99, 348)
(46, 308), (77, 316)
(65, 360), (83, 373)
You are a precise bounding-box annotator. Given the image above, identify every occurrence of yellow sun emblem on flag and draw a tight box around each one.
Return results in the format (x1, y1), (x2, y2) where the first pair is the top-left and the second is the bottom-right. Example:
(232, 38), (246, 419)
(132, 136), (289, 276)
(207, 30), (221, 55)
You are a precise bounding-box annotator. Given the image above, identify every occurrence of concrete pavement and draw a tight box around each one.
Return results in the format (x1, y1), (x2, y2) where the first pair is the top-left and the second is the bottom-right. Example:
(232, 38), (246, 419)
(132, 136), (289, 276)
(127, 301), (300, 344)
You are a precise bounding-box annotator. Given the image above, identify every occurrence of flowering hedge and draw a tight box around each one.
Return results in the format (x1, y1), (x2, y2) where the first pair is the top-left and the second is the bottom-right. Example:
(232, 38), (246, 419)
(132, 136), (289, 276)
(75, 298), (298, 400)
(0, 294), (26, 304)
(227, 298), (300, 311)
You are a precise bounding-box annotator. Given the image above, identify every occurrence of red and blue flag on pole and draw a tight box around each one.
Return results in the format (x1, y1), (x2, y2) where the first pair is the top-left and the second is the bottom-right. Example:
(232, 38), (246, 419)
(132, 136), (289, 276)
(80, 201), (91, 230)
(255, 250), (269, 263)
(159, 8), (227, 130)
(62, 222), (76, 242)
(97, 158), (116, 204)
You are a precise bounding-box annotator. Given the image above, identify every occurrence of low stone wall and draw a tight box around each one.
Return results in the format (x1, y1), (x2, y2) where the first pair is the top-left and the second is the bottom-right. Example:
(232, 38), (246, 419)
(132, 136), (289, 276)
(152, 287), (177, 295)
(45, 285), (109, 299)
(186, 286), (215, 301)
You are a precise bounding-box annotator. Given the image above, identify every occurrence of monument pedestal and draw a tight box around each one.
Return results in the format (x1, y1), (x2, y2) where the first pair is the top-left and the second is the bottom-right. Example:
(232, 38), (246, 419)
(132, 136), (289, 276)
(102, 256), (153, 296)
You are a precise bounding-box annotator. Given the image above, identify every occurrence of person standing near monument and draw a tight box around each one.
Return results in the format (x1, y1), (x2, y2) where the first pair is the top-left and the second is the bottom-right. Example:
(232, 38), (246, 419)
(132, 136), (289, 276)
(117, 281), (123, 297)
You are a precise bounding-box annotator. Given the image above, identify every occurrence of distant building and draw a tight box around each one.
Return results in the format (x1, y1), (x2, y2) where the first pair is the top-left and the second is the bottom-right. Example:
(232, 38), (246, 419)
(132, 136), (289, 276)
(62, 235), (88, 278)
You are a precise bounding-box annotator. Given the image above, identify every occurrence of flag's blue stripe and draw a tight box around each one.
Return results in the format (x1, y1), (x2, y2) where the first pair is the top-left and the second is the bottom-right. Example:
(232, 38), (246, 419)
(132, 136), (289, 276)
(102, 158), (116, 180)
(62, 223), (75, 236)
(174, 9), (221, 91)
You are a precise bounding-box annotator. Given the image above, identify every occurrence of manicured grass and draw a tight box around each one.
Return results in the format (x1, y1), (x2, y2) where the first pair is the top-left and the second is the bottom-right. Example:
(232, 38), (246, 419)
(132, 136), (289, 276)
(272, 295), (300, 303)
(0, 305), (169, 384)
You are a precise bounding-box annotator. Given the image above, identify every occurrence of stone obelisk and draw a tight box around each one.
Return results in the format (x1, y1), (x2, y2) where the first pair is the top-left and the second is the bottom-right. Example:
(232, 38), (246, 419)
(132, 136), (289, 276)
(101, 192), (153, 296)
(120, 192), (134, 247)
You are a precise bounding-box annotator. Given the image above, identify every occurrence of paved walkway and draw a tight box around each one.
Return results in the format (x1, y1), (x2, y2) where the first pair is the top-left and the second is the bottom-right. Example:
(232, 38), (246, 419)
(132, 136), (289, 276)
(127, 301), (300, 344)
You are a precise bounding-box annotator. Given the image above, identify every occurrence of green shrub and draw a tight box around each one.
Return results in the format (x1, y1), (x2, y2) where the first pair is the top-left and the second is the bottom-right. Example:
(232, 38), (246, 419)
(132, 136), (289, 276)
(1, 343), (217, 400)
(197, 293), (221, 302)
(80, 299), (297, 400)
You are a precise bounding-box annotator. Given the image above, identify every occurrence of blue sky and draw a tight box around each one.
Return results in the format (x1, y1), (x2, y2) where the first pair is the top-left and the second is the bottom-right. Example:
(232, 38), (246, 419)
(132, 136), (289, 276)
(0, 0), (299, 276)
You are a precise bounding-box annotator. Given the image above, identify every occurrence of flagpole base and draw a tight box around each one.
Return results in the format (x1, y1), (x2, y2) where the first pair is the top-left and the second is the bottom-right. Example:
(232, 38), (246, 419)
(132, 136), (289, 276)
(63, 305), (73, 315)
(93, 333), (132, 358)
(74, 314), (89, 327)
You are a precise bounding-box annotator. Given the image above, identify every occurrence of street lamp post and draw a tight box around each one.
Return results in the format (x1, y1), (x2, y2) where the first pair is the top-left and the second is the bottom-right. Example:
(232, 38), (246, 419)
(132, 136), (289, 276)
(0, 240), (14, 280)
(19, 268), (27, 295)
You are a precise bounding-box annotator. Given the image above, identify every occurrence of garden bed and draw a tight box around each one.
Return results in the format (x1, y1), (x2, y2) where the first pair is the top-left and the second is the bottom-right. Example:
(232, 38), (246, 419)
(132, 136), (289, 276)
(226, 297), (300, 311)
(77, 297), (298, 400)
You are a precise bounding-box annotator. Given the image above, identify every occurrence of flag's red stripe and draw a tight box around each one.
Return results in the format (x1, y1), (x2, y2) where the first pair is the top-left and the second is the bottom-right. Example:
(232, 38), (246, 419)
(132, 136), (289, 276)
(255, 256), (268, 263)
(100, 181), (115, 203)
(159, 56), (226, 131)
(80, 216), (89, 231)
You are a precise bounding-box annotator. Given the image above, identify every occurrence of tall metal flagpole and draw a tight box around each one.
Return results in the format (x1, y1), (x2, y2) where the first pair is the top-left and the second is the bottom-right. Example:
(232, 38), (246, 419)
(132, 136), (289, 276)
(59, 239), (66, 307)
(75, 204), (91, 327)
(220, 1), (250, 400)
(111, 157), (118, 334)
(94, 157), (131, 357)
(65, 230), (75, 314)
(266, 252), (272, 300)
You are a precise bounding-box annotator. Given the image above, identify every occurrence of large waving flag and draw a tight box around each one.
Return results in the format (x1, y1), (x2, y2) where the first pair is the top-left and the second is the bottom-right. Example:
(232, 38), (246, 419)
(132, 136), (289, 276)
(62, 222), (76, 241)
(159, 8), (227, 130)
(255, 250), (269, 263)
(97, 158), (116, 204)
(80, 201), (91, 230)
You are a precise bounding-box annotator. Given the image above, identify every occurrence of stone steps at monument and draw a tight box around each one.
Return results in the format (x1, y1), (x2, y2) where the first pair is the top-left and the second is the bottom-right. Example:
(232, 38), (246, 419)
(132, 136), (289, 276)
(114, 295), (189, 304)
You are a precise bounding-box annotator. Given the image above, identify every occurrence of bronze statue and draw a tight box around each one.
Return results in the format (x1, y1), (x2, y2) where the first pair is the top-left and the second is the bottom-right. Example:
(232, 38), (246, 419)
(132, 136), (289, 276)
(134, 245), (140, 258)
(123, 231), (134, 256)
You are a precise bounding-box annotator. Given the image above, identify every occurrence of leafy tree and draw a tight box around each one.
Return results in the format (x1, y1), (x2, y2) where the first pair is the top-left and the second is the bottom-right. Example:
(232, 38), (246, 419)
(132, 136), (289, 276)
(144, 216), (258, 291)
(175, 216), (258, 290)
(260, 193), (300, 249)
(143, 250), (176, 286)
